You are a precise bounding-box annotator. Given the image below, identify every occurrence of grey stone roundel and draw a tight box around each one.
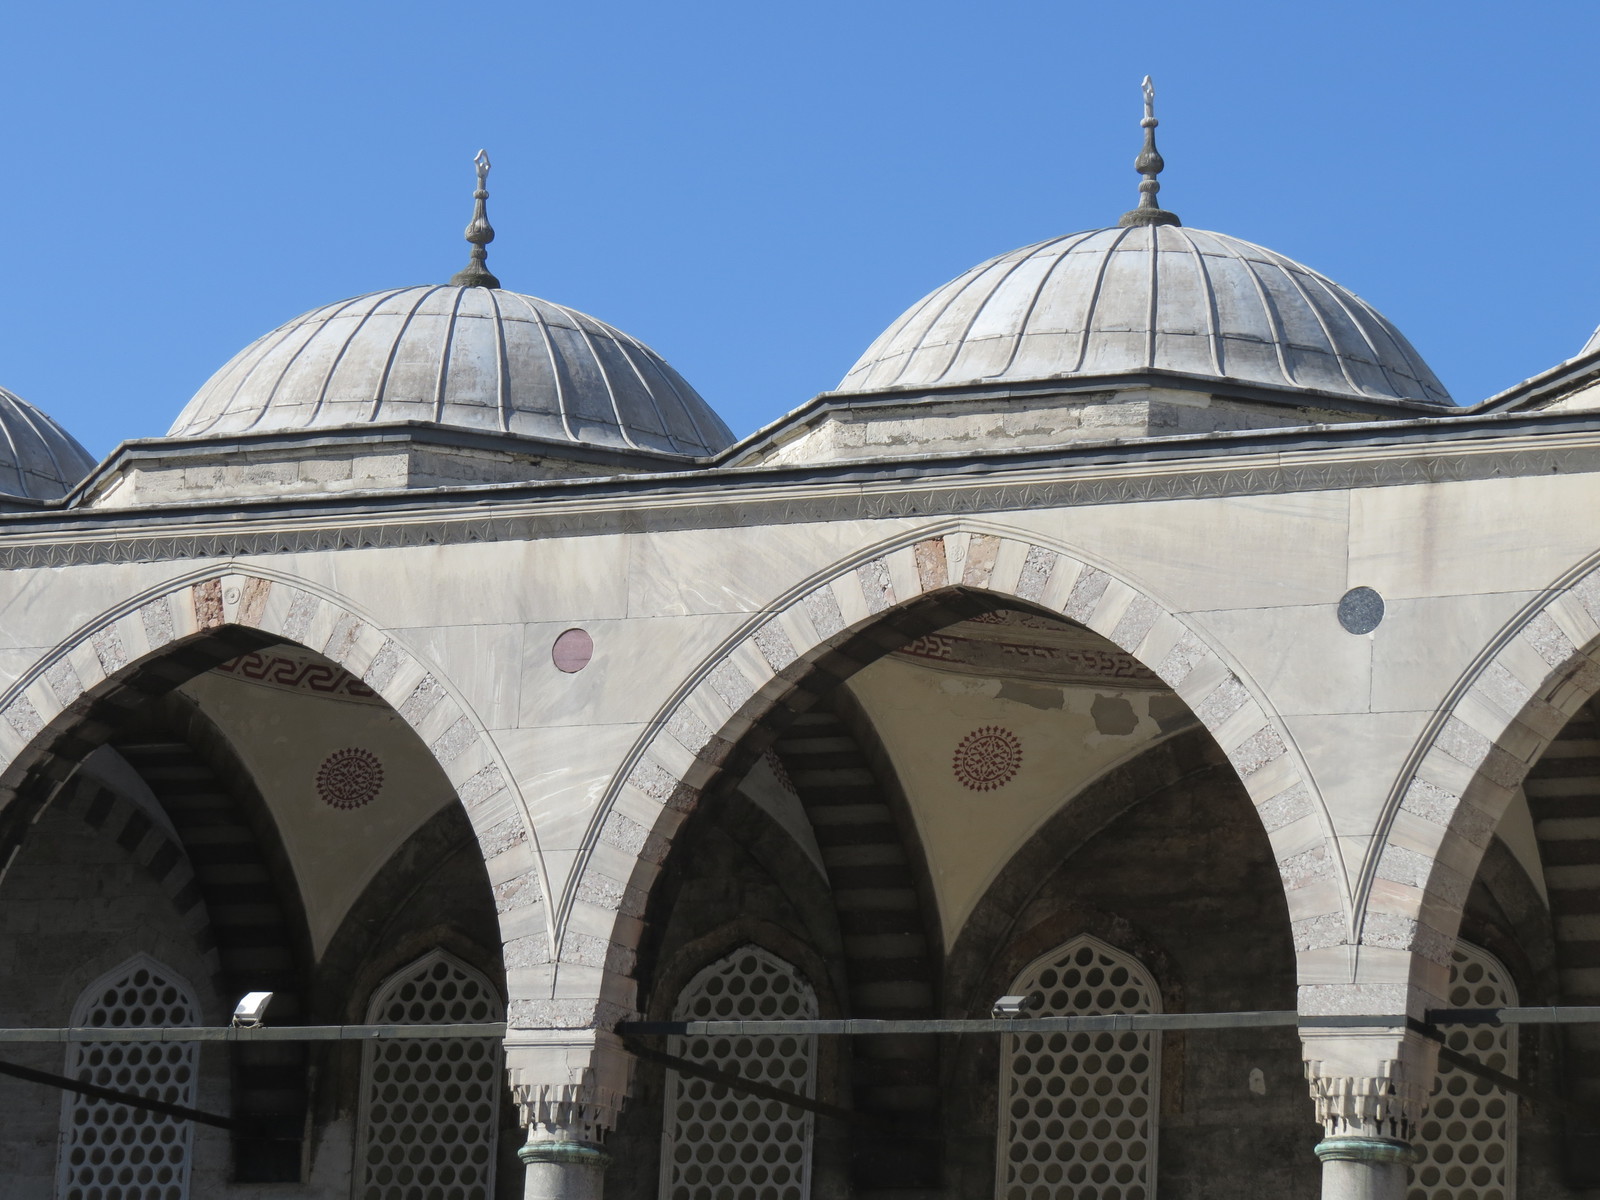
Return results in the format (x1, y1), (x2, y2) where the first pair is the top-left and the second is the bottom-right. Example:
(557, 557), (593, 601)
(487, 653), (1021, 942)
(1337, 586), (1384, 634)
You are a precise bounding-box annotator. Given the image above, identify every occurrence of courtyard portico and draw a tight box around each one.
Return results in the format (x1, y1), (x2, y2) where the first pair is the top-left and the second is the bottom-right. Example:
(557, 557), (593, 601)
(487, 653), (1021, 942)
(4, 100), (1600, 1197)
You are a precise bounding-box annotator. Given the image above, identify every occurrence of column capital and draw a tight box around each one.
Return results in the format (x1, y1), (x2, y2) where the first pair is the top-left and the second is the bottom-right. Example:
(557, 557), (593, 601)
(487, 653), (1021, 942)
(1302, 1026), (1437, 1141)
(505, 1030), (633, 1145)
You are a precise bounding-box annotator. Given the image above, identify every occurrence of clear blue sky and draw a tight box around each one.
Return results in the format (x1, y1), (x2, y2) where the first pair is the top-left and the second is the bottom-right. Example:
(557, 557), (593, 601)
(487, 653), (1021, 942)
(2, 0), (1595, 457)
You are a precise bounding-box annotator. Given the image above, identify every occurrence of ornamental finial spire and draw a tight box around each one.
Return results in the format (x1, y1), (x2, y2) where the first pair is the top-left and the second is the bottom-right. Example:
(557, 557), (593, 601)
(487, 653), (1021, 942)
(1117, 76), (1181, 228)
(450, 150), (501, 288)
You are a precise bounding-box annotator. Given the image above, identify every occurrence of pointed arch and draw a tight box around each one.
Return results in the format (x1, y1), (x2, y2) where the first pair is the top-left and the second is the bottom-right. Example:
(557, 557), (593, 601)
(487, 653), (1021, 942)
(1366, 553), (1600, 1002)
(561, 523), (1335, 1031)
(0, 565), (547, 996)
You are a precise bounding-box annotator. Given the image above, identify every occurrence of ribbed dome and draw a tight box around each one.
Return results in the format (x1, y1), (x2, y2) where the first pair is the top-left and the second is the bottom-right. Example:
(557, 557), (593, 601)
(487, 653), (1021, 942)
(169, 285), (735, 456)
(0, 386), (95, 501)
(842, 225), (1452, 407)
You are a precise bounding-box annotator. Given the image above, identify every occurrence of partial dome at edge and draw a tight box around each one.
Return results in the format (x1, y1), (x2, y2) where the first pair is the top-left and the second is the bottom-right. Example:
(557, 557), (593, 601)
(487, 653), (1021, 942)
(169, 285), (735, 457)
(841, 225), (1453, 408)
(0, 386), (96, 501)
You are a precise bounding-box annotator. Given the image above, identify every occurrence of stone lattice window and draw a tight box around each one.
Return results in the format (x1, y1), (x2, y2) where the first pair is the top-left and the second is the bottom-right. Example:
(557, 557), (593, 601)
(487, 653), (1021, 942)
(997, 934), (1161, 1200)
(659, 945), (819, 1200)
(1409, 942), (1517, 1200)
(354, 950), (505, 1200)
(55, 954), (200, 1200)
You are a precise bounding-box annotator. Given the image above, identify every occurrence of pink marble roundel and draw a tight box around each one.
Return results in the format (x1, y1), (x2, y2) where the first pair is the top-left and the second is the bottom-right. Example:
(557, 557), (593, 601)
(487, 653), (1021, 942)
(552, 628), (594, 674)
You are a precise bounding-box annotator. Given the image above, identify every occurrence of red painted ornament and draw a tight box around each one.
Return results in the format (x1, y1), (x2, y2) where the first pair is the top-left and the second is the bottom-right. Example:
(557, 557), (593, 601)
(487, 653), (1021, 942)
(952, 726), (1023, 791)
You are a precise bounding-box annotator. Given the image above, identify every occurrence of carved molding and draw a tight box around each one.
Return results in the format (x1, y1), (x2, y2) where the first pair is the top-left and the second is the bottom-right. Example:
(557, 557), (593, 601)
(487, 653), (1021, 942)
(1304, 1059), (1430, 1140)
(2, 432), (1599, 569)
(510, 1081), (626, 1144)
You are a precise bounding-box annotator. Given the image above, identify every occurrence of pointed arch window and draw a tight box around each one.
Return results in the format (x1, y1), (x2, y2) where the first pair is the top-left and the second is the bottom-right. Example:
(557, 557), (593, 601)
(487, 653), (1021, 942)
(659, 945), (819, 1200)
(354, 950), (505, 1200)
(1409, 942), (1517, 1200)
(55, 954), (200, 1200)
(997, 934), (1161, 1200)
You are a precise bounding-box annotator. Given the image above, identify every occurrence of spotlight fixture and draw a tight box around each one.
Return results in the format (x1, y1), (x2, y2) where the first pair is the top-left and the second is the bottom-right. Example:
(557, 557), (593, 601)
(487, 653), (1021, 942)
(232, 991), (274, 1028)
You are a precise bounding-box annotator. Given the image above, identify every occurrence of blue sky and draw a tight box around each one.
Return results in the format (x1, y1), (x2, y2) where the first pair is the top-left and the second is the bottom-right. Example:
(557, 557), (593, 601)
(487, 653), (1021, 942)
(1, 0), (1595, 456)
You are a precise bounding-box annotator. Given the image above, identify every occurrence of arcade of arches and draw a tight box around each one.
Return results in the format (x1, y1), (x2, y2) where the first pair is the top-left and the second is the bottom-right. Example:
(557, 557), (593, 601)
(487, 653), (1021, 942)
(10, 119), (1600, 1200)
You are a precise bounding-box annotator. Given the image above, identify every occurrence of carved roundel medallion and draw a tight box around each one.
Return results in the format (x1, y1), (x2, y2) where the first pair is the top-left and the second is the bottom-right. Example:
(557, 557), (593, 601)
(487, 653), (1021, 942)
(952, 726), (1023, 791)
(317, 747), (384, 811)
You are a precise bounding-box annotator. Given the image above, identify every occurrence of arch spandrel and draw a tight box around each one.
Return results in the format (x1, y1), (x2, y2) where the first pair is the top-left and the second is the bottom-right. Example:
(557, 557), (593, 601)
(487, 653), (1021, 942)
(563, 524), (1346, 1026)
(0, 566), (551, 997)
(1365, 553), (1600, 1002)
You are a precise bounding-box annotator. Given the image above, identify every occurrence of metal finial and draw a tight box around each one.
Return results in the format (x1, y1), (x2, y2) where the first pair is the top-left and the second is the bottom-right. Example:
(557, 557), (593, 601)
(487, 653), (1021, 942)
(450, 149), (501, 288)
(1117, 75), (1181, 229)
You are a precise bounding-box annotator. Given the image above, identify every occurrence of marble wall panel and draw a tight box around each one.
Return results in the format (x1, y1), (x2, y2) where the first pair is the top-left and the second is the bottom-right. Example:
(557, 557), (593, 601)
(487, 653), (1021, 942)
(1368, 591), (1541, 713)
(1011, 490), (1350, 611)
(514, 614), (744, 729)
(1349, 473), (1600, 601)
(1281, 711), (1433, 840)
(319, 539), (633, 627)
(1194, 604), (1374, 717)
(399, 622), (526, 731)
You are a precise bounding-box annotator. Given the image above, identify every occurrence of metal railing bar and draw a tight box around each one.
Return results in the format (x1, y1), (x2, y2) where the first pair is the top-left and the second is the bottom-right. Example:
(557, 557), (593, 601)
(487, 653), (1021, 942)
(0, 1022), (508, 1043)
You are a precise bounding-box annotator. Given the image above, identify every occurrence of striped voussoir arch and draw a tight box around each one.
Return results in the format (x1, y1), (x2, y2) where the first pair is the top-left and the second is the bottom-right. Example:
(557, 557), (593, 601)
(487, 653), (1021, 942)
(42, 771), (219, 980)
(562, 528), (1341, 1030)
(1364, 561), (1600, 994)
(0, 569), (544, 1011)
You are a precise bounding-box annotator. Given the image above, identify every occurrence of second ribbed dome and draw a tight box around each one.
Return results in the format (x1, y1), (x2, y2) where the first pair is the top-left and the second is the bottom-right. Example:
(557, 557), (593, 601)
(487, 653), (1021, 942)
(841, 225), (1452, 408)
(169, 285), (734, 457)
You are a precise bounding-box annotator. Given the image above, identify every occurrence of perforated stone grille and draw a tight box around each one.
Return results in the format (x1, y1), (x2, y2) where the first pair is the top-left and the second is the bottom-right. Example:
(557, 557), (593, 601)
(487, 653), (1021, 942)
(660, 946), (819, 1200)
(355, 952), (505, 1200)
(997, 935), (1161, 1200)
(1408, 943), (1517, 1200)
(56, 956), (199, 1200)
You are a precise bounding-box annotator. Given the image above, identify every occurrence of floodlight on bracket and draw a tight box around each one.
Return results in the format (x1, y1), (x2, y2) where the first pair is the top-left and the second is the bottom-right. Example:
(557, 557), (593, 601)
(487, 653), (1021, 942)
(231, 992), (274, 1029)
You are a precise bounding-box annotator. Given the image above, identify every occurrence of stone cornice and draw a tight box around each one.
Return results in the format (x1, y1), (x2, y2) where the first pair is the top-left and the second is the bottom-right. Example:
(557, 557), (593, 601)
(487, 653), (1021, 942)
(4, 414), (1600, 568)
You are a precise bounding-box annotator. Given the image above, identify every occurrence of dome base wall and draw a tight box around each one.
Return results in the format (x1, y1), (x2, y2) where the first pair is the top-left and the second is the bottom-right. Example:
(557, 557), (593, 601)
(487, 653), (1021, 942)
(80, 424), (695, 509)
(731, 377), (1428, 469)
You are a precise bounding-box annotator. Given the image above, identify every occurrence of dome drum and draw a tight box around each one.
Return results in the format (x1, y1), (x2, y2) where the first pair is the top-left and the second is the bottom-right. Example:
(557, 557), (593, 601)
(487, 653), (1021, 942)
(79, 418), (708, 509)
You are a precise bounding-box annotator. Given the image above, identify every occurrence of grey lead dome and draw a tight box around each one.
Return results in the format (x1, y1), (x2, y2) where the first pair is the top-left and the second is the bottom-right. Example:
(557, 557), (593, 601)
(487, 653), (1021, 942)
(0, 385), (96, 501)
(169, 285), (735, 456)
(841, 225), (1453, 407)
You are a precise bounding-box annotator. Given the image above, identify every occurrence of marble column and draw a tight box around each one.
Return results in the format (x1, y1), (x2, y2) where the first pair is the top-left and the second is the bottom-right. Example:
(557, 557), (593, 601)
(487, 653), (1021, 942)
(1314, 1136), (1420, 1200)
(518, 1125), (612, 1200)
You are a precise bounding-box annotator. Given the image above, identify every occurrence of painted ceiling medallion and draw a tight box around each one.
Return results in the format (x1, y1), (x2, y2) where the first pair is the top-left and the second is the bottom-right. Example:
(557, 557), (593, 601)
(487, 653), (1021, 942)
(953, 726), (1023, 792)
(316, 747), (385, 811)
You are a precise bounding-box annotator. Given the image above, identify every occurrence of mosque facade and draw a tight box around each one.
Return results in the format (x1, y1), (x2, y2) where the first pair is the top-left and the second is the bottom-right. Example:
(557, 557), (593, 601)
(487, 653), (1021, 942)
(1, 94), (1598, 1200)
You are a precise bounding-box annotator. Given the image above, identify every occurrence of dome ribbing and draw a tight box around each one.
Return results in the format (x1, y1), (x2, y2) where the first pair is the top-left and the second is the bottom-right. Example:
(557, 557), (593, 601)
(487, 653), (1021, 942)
(0, 386), (95, 500)
(169, 285), (734, 457)
(841, 225), (1452, 408)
